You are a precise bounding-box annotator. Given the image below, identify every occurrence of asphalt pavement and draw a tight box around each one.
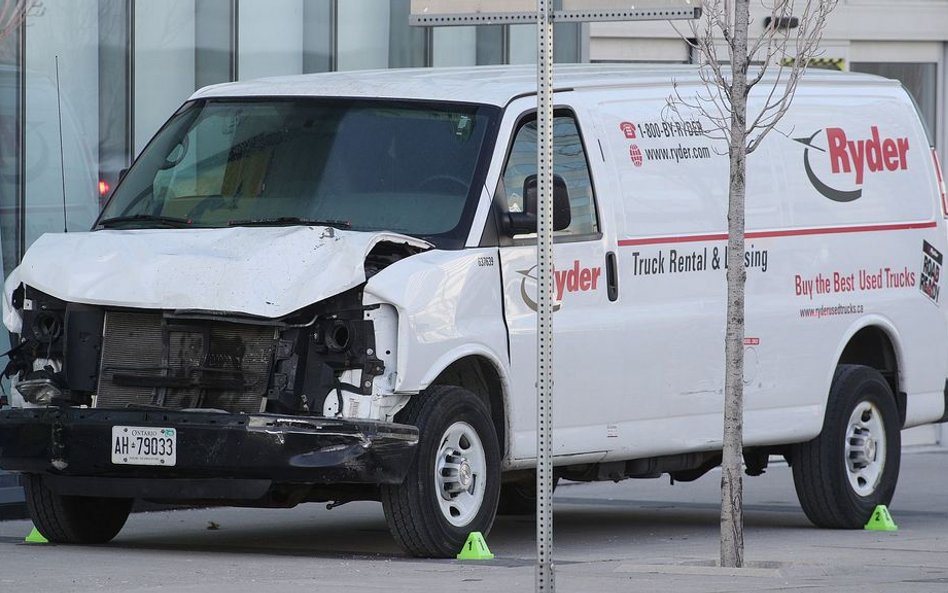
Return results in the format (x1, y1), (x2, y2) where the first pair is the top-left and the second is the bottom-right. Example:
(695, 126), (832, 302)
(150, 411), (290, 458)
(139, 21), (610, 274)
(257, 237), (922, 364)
(1, 447), (946, 593)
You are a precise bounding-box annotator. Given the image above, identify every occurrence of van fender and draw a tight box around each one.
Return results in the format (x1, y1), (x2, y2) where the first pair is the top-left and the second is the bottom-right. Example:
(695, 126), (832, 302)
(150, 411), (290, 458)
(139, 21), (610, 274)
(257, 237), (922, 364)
(364, 290), (512, 439)
(363, 247), (510, 406)
(410, 346), (513, 459)
(412, 345), (512, 396)
(362, 322), (512, 455)
(821, 313), (905, 420)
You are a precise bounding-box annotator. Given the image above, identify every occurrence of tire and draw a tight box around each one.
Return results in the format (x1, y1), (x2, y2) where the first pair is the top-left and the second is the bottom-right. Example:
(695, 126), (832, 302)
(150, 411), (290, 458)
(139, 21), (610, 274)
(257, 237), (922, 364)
(791, 364), (901, 528)
(381, 385), (501, 558)
(497, 475), (559, 516)
(23, 474), (133, 544)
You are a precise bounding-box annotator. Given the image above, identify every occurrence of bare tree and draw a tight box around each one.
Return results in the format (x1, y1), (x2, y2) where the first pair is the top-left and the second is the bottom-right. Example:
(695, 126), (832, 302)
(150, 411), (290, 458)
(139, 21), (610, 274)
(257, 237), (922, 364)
(667, 0), (837, 568)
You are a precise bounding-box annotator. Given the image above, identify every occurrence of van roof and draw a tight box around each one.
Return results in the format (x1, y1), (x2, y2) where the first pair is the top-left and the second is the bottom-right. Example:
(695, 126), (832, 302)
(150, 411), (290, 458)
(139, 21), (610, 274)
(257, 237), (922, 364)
(191, 64), (900, 107)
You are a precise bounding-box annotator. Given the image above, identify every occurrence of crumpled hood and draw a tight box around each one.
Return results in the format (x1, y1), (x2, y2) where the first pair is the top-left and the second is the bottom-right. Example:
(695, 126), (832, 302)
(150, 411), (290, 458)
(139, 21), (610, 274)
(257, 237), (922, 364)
(3, 226), (430, 332)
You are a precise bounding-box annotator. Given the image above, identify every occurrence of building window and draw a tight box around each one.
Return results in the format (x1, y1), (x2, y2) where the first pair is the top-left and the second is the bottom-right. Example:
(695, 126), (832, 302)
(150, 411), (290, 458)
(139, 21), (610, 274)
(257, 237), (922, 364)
(0, 10), (20, 280)
(303, 0), (333, 73)
(24, 0), (102, 245)
(851, 62), (937, 140)
(237, 0), (304, 80)
(196, 0), (236, 87)
(388, 0), (428, 68)
(98, 0), (132, 211)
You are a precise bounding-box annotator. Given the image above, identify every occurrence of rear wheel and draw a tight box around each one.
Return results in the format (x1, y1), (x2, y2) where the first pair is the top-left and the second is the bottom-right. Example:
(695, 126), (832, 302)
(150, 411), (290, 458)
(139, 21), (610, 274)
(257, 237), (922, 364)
(24, 474), (133, 544)
(381, 385), (501, 557)
(791, 365), (901, 528)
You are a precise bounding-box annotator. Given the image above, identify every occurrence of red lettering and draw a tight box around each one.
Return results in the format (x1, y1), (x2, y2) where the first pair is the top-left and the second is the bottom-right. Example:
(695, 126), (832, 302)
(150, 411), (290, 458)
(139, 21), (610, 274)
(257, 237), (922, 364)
(834, 272), (854, 292)
(552, 261), (603, 301)
(866, 126), (883, 172)
(847, 139), (866, 184)
(897, 137), (910, 169)
(566, 260), (580, 292)
(827, 128), (850, 174)
(554, 269), (568, 301)
(882, 139), (899, 171)
(825, 127), (910, 183)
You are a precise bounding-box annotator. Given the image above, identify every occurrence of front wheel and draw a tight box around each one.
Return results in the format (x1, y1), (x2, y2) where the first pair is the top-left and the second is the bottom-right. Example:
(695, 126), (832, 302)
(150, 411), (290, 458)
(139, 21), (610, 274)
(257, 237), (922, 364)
(791, 364), (901, 528)
(24, 474), (133, 544)
(381, 385), (501, 557)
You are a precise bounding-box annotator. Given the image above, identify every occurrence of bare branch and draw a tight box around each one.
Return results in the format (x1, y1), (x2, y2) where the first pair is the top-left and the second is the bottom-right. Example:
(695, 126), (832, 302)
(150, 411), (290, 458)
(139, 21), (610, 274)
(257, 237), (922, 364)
(746, 0), (838, 153)
(668, 0), (838, 154)
(0, 0), (39, 44)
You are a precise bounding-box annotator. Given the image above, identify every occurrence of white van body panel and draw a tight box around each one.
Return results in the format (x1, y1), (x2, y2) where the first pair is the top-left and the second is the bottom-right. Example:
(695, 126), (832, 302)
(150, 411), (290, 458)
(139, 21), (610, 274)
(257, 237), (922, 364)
(580, 76), (948, 457)
(2, 226), (430, 329)
(364, 248), (509, 394)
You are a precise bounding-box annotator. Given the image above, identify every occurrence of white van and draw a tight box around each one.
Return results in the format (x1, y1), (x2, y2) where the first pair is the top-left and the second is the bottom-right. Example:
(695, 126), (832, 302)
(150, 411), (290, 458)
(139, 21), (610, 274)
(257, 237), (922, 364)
(2, 65), (946, 558)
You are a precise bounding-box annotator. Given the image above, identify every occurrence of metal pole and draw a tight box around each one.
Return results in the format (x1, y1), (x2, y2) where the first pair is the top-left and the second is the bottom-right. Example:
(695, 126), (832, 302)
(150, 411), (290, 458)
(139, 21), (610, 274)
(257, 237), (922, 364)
(535, 0), (555, 591)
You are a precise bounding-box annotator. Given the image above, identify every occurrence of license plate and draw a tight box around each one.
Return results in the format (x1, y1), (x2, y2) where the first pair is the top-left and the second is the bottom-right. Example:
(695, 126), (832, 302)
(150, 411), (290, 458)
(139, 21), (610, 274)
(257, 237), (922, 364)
(111, 426), (176, 466)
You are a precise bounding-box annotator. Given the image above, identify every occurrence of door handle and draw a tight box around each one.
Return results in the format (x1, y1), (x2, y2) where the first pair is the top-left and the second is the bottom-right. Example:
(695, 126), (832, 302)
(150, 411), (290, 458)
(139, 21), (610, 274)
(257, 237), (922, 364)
(606, 251), (618, 302)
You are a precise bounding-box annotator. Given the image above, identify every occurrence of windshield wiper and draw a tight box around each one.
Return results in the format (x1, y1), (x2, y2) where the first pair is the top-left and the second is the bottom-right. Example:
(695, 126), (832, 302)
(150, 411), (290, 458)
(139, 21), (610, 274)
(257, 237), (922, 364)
(97, 214), (193, 229)
(227, 217), (352, 229)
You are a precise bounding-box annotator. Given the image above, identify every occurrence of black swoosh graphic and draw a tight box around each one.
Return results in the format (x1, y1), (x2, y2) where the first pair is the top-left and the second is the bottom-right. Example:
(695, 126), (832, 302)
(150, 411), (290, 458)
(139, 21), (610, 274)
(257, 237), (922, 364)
(797, 130), (862, 203)
(518, 268), (561, 313)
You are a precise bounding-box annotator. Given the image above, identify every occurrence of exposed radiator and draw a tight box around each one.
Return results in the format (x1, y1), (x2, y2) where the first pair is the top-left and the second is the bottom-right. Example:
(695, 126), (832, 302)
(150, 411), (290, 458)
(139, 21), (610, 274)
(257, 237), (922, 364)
(96, 311), (278, 414)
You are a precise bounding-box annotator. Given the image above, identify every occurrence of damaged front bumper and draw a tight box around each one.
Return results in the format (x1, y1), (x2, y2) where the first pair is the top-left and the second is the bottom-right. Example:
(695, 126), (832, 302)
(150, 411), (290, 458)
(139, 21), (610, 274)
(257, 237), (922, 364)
(0, 408), (418, 500)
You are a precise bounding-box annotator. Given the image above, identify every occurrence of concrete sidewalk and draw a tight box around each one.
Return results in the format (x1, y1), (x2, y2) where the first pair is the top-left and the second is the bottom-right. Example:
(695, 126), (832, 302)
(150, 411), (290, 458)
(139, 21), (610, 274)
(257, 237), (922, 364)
(0, 448), (946, 592)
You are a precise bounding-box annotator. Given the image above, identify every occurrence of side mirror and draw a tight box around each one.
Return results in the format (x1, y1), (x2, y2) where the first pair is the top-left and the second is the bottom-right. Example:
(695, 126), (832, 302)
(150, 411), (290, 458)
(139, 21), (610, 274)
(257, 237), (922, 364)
(506, 174), (571, 235)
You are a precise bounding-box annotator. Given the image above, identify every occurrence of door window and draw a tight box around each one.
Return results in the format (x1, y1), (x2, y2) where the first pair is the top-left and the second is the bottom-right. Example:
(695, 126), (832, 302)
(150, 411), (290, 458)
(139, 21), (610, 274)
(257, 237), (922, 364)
(500, 115), (599, 237)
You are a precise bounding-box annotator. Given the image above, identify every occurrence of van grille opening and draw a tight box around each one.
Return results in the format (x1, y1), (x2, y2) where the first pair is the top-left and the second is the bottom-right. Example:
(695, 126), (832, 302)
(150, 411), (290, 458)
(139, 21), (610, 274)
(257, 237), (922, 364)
(96, 311), (277, 414)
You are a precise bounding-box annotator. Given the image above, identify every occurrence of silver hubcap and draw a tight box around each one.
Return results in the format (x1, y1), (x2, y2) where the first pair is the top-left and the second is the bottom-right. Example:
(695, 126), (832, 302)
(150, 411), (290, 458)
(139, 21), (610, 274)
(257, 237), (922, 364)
(434, 421), (486, 527)
(844, 401), (886, 496)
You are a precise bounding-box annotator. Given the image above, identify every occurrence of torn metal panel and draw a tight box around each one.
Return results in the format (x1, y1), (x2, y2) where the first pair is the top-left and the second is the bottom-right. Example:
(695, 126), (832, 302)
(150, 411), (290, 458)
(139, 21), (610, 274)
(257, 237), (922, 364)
(3, 226), (430, 332)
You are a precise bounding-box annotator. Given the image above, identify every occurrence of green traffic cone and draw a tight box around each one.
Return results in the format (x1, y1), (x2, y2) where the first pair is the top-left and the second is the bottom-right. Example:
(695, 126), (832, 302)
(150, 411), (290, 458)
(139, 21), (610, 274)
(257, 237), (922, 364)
(24, 527), (48, 544)
(456, 531), (494, 560)
(864, 504), (898, 532)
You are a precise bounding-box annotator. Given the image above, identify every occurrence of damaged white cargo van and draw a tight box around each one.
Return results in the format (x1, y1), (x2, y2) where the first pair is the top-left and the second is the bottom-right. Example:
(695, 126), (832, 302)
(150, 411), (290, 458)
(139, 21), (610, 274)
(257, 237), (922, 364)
(2, 65), (947, 557)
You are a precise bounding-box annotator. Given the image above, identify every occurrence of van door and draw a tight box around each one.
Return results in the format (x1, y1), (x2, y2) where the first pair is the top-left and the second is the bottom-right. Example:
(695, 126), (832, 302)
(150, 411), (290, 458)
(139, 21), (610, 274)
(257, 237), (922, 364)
(594, 92), (730, 455)
(497, 109), (621, 462)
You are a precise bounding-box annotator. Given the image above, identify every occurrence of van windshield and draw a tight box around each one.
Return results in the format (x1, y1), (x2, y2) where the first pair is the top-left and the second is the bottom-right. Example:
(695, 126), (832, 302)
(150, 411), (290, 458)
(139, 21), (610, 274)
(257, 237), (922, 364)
(97, 98), (498, 248)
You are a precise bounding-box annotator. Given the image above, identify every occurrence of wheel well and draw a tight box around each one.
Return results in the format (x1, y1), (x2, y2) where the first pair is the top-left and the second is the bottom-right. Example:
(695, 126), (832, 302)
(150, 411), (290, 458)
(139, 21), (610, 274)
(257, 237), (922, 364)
(431, 356), (506, 457)
(838, 326), (905, 423)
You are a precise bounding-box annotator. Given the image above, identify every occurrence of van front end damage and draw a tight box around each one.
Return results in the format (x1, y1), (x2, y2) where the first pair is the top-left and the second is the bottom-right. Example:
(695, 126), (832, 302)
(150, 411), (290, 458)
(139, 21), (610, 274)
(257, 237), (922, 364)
(0, 243), (423, 506)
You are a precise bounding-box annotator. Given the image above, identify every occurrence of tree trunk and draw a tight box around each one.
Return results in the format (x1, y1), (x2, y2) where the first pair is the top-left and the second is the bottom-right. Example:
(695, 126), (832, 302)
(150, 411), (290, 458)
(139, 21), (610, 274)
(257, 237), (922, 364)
(720, 0), (750, 570)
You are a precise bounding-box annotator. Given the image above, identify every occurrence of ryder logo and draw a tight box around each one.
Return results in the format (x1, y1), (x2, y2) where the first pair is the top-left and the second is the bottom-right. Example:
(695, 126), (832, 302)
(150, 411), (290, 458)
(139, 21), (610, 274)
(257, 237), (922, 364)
(793, 127), (910, 202)
(518, 260), (602, 312)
